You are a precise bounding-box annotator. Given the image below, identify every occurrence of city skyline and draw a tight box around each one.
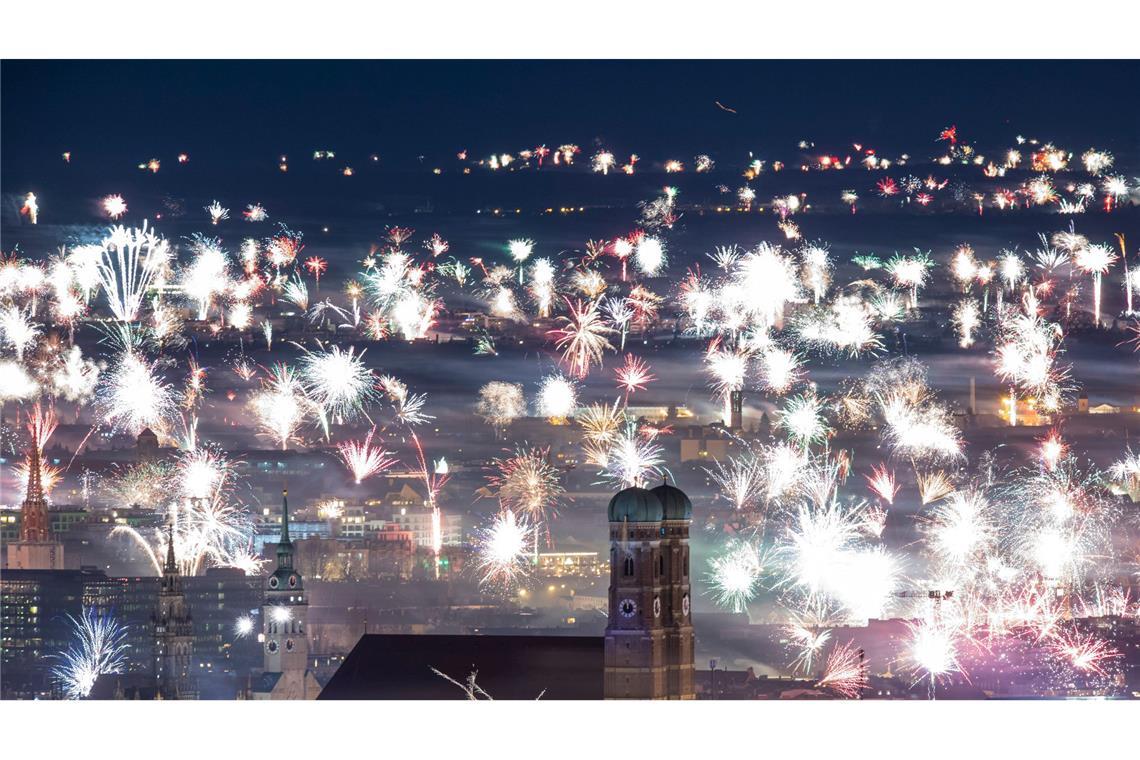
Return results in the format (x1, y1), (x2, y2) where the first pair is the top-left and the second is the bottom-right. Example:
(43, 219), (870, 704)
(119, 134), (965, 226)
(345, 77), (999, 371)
(1, 17), (1139, 760)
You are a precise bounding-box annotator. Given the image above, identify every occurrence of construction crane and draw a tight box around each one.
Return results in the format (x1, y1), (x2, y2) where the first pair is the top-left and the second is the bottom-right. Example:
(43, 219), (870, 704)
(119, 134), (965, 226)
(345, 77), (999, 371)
(895, 590), (954, 620)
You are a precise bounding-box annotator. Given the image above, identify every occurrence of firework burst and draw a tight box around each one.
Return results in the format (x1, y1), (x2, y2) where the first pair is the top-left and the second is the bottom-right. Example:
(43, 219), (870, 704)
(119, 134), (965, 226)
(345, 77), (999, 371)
(337, 427), (397, 484)
(51, 609), (129, 699)
(298, 344), (376, 425)
(816, 640), (868, 698)
(475, 509), (536, 589)
(550, 298), (615, 379)
(706, 539), (766, 613)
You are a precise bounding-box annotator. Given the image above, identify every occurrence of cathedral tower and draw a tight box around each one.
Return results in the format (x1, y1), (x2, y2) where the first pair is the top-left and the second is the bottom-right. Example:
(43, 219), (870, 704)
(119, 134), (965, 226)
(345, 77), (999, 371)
(604, 483), (694, 699)
(153, 524), (196, 699)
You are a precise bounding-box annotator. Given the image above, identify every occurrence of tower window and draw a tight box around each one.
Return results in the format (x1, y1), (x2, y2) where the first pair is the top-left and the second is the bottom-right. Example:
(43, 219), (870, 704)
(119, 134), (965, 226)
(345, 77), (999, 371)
(623, 556), (634, 576)
(658, 555), (664, 576)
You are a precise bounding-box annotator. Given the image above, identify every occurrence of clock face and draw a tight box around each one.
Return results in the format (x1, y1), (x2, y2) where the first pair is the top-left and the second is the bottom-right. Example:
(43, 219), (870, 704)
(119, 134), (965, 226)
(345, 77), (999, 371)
(288, 574), (298, 588)
(268, 576), (279, 589)
(285, 639), (295, 652)
(266, 640), (278, 654)
(682, 594), (690, 617)
(619, 598), (637, 618)
(653, 597), (662, 618)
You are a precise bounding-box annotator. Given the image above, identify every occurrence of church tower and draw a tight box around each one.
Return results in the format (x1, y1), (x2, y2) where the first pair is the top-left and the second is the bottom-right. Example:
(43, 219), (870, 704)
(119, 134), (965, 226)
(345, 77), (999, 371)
(651, 481), (696, 699)
(729, 390), (744, 431)
(7, 438), (64, 570)
(153, 524), (197, 699)
(604, 486), (668, 698)
(603, 482), (695, 699)
(253, 489), (320, 699)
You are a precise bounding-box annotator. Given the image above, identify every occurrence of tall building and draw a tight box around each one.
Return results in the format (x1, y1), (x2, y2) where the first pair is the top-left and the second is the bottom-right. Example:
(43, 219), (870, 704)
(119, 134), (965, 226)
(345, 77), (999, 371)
(251, 489), (321, 699)
(184, 567), (264, 693)
(6, 440), (65, 570)
(729, 389), (744, 431)
(1, 567), (104, 698)
(153, 525), (197, 699)
(603, 481), (695, 699)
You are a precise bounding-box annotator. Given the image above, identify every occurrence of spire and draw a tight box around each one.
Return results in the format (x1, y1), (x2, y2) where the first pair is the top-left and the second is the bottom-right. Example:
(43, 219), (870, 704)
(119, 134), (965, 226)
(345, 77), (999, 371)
(275, 487), (294, 572)
(164, 520), (178, 575)
(19, 439), (50, 542)
(279, 488), (291, 545)
(27, 442), (43, 504)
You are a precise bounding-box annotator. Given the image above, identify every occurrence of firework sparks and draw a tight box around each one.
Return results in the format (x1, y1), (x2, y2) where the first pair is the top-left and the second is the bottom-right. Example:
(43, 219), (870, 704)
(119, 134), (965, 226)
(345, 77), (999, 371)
(887, 251), (933, 309)
(112, 454), (261, 577)
(952, 299), (981, 348)
(778, 393), (831, 450)
(21, 192), (39, 224)
(757, 345), (803, 395)
(707, 539), (766, 613)
(298, 344), (375, 425)
(1072, 242), (1117, 326)
(251, 363), (310, 450)
(785, 598), (839, 674)
(378, 374), (434, 427)
(880, 392), (963, 463)
(0, 305), (40, 360)
(488, 446), (566, 529)
(799, 244), (832, 305)
(708, 448), (765, 512)
(51, 609), (129, 699)
(600, 423), (664, 488)
(205, 200), (230, 225)
(182, 236), (232, 320)
(633, 236), (666, 276)
(536, 374), (578, 422)
(905, 618), (965, 696)
(96, 347), (177, 436)
(337, 427), (397, 484)
(96, 222), (170, 322)
(865, 464), (899, 504)
(917, 470), (957, 505)
(244, 203), (269, 222)
(816, 641), (868, 698)
(614, 353), (655, 398)
(476, 381), (525, 433)
(1048, 628), (1122, 677)
(234, 615), (255, 638)
(475, 509), (535, 589)
(550, 297), (615, 378)
(102, 194), (128, 220)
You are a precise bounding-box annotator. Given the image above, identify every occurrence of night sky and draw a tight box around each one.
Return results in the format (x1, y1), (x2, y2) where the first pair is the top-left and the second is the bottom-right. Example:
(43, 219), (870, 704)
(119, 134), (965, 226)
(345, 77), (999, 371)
(4, 60), (1139, 177)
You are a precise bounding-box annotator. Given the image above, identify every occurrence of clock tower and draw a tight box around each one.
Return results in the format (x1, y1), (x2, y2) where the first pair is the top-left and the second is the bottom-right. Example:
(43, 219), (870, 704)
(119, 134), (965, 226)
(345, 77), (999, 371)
(603, 482), (695, 699)
(252, 488), (321, 699)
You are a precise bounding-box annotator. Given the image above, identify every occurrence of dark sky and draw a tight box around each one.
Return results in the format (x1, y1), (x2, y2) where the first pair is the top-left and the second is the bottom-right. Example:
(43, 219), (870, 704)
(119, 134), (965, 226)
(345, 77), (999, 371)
(3, 60), (1139, 172)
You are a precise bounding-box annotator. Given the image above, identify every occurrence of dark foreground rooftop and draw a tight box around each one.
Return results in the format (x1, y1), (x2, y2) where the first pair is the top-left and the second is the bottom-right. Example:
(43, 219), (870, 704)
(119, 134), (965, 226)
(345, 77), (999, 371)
(319, 633), (603, 700)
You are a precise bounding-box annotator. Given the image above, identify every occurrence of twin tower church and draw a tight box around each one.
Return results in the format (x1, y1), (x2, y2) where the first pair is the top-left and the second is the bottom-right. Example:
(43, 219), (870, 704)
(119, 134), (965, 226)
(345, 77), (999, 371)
(604, 480), (696, 699)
